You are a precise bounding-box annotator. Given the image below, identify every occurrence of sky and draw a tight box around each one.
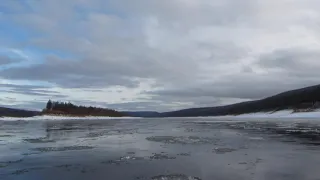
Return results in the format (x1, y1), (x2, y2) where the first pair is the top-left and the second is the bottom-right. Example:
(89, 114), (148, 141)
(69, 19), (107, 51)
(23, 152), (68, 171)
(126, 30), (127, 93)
(1, 0), (320, 112)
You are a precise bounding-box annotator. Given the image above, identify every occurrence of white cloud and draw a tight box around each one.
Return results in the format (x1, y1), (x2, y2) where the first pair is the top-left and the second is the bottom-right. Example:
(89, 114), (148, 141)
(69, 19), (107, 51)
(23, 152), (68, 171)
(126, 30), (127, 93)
(1, 0), (320, 111)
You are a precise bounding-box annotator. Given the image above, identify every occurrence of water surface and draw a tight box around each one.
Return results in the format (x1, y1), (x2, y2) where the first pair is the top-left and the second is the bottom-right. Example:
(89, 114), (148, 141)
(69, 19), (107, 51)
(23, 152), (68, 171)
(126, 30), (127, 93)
(1, 118), (320, 180)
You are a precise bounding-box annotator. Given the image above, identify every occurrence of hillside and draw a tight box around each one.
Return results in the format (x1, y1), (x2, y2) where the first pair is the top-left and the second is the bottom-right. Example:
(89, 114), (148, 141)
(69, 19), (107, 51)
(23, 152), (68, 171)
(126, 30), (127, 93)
(121, 111), (161, 117)
(161, 84), (320, 117)
(0, 107), (40, 117)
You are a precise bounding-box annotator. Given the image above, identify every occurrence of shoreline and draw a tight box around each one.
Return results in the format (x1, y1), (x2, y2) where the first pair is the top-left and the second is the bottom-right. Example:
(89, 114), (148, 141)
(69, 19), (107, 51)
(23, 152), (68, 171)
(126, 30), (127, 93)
(2, 110), (320, 120)
(0, 115), (137, 121)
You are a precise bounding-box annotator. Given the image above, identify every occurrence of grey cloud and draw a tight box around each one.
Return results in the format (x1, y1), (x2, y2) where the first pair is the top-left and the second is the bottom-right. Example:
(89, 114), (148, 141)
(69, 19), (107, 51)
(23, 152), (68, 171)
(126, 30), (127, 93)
(109, 0), (255, 28)
(0, 83), (67, 98)
(148, 71), (320, 102)
(0, 44), (199, 88)
(2, 0), (320, 111)
(64, 99), (194, 112)
(0, 97), (16, 104)
(0, 56), (140, 88)
(104, 101), (197, 112)
(1, 89), (67, 98)
(70, 97), (231, 112)
(0, 83), (47, 89)
(66, 100), (167, 112)
(258, 49), (320, 69)
(0, 101), (45, 111)
(105, 102), (164, 111)
(0, 56), (18, 65)
(257, 48), (320, 78)
(0, 0), (255, 93)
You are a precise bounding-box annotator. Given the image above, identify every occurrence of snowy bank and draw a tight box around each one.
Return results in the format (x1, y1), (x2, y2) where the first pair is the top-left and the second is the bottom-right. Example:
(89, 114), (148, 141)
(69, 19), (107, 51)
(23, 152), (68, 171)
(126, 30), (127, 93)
(0, 115), (139, 121)
(213, 110), (320, 119)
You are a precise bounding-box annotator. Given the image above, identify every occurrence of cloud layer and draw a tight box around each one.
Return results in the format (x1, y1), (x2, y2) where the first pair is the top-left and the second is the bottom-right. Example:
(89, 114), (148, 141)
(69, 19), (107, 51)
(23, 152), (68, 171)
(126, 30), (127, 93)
(1, 0), (320, 111)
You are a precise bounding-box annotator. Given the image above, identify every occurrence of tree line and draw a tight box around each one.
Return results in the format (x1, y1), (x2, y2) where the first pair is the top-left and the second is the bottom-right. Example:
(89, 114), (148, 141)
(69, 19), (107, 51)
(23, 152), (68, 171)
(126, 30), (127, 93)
(44, 100), (124, 117)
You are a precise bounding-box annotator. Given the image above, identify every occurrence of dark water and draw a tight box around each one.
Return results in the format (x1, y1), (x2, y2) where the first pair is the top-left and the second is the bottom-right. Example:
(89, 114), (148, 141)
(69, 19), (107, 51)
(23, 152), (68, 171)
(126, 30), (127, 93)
(1, 118), (320, 180)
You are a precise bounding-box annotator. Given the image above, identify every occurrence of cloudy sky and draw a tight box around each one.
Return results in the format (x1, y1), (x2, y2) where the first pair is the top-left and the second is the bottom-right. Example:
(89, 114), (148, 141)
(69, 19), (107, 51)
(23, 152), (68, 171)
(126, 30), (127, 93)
(1, 0), (320, 111)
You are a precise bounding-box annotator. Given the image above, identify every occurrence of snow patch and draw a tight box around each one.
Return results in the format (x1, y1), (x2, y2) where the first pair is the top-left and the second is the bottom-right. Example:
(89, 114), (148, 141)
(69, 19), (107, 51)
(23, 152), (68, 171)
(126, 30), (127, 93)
(214, 110), (320, 120)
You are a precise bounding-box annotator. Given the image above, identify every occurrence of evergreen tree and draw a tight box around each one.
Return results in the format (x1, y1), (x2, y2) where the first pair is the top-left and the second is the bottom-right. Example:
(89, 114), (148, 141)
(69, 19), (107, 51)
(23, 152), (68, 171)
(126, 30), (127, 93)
(46, 100), (52, 110)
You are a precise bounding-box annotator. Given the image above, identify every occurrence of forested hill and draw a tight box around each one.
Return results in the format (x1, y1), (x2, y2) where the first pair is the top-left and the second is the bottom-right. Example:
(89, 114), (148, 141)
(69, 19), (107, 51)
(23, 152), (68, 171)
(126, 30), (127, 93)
(42, 100), (125, 117)
(161, 84), (320, 117)
(0, 107), (40, 117)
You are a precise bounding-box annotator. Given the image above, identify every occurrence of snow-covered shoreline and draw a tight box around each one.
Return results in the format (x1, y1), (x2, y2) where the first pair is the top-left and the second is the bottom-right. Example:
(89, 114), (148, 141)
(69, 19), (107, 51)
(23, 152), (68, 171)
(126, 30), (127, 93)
(222, 110), (320, 118)
(2, 110), (320, 121)
(0, 115), (138, 121)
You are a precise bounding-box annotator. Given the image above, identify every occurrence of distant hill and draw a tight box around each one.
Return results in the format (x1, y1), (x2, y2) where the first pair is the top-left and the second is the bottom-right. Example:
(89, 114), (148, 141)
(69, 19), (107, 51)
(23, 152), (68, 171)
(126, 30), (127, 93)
(121, 111), (161, 117)
(0, 107), (40, 117)
(161, 84), (320, 117)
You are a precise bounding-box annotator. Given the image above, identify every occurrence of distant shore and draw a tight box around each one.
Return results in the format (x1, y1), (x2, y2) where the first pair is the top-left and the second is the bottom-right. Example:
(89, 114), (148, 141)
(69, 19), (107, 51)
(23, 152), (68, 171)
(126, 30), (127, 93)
(2, 83), (320, 118)
(2, 109), (320, 120)
(41, 109), (125, 117)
